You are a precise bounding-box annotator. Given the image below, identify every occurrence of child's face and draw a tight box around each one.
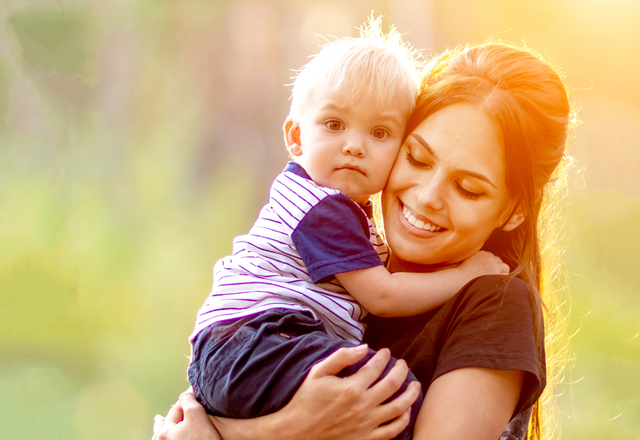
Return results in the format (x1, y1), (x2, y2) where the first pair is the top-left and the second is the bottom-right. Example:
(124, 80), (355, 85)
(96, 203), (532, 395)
(285, 85), (408, 205)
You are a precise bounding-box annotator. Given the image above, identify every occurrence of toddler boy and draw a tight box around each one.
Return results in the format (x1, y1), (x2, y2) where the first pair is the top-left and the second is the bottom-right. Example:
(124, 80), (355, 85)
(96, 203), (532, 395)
(188, 21), (507, 439)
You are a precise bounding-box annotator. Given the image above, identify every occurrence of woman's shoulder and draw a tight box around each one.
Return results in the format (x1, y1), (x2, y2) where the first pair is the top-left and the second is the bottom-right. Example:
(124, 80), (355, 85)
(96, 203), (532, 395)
(452, 275), (543, 330)
(467, 274), (530, 292)
(463, 274), (535, 302)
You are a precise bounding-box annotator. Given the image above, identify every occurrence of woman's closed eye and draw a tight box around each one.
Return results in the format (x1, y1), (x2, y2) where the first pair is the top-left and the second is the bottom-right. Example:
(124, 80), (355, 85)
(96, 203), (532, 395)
(455, 182), (483, 200)
(406, 151), (431, 169)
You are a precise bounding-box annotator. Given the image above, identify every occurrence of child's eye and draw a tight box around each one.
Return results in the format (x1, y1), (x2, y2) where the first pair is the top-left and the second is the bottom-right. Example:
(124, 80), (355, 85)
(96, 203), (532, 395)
(456, 182), (483, 200)
(326, 120), (343, 131)
(372, 128), (390, 139)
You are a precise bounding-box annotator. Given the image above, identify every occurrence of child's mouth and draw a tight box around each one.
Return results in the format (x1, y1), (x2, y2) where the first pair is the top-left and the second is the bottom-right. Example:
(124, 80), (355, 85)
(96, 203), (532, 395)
(337, 165), (366, 175)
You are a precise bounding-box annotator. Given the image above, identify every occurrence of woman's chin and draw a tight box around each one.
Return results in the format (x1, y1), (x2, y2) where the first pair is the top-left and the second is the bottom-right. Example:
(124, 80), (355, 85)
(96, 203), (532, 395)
(387, 252), (458, 274)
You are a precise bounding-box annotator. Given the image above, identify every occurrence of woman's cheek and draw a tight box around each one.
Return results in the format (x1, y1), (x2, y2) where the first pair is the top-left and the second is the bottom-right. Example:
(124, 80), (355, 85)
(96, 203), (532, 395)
(385, 159), (406, 192)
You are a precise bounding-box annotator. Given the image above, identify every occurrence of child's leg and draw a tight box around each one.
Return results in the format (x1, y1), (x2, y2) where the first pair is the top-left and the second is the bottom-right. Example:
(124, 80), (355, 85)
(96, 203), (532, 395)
(188, 308), (422, 438)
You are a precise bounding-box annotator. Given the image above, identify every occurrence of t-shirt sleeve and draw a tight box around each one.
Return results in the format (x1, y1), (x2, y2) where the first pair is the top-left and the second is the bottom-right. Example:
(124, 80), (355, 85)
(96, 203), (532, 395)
(292, 193), (383, 283)
(432, 276), (546, 417)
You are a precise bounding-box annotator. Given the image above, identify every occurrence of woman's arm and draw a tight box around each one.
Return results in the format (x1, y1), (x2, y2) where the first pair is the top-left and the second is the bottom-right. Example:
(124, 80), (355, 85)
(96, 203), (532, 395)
(414, 367), (524, 440)
(154, 346), (421, 440)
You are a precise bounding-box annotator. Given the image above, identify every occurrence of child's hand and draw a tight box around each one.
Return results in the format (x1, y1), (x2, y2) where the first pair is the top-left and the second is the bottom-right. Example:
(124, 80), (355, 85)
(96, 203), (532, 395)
(458, 251), (510, 279)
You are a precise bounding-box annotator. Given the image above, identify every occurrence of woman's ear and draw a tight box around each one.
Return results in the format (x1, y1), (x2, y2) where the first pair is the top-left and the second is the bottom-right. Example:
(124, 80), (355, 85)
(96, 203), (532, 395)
(283, 117), (302, 156)
(502, 205), (525, 232)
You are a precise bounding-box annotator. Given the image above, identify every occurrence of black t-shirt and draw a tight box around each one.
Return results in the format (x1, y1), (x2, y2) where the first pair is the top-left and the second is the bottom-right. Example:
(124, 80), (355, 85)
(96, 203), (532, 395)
(363, 274), (546, 420)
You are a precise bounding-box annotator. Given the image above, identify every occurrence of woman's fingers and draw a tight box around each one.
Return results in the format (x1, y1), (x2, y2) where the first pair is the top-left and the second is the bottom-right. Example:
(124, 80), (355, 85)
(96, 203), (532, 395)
(367, 379), (420, 440)
(371, 408), (412, 440)
(375, 380), (421, 425)
(180, 392), (223, 440)
(180, 392), (210, 423)
(152, 398), (183, 440)
(164, 399), (185, 425)
(153, 415), (167, 436)
(308, 344), (370, 377)
(153, 392), (222, 440)
(345, 348), (391, 390)
(368, 357), (408, 402)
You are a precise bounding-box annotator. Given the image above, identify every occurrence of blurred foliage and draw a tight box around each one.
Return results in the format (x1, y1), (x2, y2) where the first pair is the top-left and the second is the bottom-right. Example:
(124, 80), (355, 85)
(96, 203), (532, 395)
(8, 10), (95, 78)
(557, 188), (640, 438)
(0, 0), (639, 439)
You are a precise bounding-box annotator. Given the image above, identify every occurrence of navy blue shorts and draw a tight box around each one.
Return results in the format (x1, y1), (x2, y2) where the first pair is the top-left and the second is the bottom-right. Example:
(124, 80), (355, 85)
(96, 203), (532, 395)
(188, 308), (422, 439)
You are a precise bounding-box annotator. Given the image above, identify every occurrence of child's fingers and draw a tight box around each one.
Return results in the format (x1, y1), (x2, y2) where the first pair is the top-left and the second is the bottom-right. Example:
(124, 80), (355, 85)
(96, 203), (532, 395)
(308, 344), (369, 378)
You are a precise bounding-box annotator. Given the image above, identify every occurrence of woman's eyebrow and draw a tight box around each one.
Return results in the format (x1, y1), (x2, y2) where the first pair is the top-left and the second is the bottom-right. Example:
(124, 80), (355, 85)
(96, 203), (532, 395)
(410, 133), (497, 188)
(460, 170), (497, 188)
(410, 133), (435, 157)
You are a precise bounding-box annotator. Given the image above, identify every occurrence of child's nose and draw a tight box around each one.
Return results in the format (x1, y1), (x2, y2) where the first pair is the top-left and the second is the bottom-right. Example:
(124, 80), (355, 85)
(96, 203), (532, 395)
(342, 135), (366, 157)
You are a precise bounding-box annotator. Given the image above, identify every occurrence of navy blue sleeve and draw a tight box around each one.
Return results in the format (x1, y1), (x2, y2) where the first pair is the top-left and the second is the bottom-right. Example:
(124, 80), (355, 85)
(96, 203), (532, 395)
(292, 193), (383, 283)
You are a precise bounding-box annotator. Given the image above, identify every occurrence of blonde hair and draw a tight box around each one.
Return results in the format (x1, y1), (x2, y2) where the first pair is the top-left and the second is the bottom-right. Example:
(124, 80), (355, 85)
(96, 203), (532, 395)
(289, 16), (419, 121)
(406, 42), (576, 440)
(535, 153), (573, 440)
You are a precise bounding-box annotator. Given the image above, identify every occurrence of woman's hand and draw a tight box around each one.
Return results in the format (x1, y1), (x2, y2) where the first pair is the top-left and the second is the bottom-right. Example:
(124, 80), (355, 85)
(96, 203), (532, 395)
(153, 391), (221, 440)
(283, 345), (421, 439)
(211, 344), (422, 440)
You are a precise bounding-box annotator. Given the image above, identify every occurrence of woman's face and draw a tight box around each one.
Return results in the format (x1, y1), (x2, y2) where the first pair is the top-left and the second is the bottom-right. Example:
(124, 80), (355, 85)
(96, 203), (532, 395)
(382, 102), (517, 267)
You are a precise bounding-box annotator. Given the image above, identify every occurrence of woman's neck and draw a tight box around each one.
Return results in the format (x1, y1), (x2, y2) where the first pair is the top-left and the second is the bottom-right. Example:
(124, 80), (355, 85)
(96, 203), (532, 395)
(387, 252), (458, 274)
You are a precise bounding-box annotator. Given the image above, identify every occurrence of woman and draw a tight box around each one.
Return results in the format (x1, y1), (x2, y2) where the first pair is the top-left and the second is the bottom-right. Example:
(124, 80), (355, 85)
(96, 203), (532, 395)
(154, 41), (572, 440)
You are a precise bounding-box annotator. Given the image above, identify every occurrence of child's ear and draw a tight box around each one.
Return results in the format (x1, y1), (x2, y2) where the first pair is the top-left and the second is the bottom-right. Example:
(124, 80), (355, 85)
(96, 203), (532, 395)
(283, 117), (302, 156)
(501, 204), (525, 232)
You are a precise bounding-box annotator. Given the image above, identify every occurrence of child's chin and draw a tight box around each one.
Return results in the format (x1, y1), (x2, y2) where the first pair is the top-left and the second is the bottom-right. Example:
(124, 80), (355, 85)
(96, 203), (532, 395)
(350, 194), (372, 205)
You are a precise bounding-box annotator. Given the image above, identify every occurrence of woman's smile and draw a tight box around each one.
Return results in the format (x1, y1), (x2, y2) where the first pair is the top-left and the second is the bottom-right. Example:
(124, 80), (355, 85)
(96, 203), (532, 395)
(398, 199), (445, 235)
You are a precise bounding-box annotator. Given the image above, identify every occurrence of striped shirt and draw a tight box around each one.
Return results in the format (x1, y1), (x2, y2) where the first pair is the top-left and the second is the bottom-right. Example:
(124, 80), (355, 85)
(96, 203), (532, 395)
(193, 162), (388, 343)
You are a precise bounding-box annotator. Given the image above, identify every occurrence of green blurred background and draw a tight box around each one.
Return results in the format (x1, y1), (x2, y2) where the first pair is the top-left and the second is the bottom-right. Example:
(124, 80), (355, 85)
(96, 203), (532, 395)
(1, 0), (639, 439)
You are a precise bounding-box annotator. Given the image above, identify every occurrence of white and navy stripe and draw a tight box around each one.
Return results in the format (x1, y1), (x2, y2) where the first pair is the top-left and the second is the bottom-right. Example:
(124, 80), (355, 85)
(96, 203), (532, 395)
(193, 162), (388, 343)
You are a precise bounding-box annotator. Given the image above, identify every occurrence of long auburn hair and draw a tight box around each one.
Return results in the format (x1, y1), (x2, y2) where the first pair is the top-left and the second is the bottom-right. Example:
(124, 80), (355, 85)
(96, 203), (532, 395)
(406, 43), (574, 439)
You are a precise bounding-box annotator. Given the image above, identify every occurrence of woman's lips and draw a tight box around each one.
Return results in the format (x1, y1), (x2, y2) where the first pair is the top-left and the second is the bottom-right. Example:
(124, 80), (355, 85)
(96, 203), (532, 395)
(397, 200), (446, 237)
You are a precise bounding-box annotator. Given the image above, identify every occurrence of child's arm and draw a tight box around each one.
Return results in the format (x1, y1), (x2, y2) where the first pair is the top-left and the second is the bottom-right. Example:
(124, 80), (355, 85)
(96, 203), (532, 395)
(335, 251), (509, 317)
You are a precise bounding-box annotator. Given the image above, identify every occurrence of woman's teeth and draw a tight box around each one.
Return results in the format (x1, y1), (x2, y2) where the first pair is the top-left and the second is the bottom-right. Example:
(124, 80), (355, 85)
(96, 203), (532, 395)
(403, 206), (442, 232)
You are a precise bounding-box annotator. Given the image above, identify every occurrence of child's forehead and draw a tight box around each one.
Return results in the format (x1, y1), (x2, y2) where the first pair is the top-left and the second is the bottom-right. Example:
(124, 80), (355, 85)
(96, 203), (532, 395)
(311, 85), (411, 118)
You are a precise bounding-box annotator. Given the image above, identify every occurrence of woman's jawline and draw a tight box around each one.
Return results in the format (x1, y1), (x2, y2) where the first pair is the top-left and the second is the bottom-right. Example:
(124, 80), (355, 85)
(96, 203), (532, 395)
(387, 252), (459, 274)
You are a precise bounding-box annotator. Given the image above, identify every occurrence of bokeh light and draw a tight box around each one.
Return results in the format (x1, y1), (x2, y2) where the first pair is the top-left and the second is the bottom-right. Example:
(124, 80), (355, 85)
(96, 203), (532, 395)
(1, 0), (639, 438)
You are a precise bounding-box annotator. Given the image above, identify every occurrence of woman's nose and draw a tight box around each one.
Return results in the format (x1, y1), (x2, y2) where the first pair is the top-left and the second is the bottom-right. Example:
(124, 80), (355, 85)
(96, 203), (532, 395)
(414, 174), (446, 211)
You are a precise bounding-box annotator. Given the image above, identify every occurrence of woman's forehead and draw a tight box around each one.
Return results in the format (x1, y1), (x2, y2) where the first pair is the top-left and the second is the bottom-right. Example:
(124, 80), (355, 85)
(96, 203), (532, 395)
(412, 103), (506, 180)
